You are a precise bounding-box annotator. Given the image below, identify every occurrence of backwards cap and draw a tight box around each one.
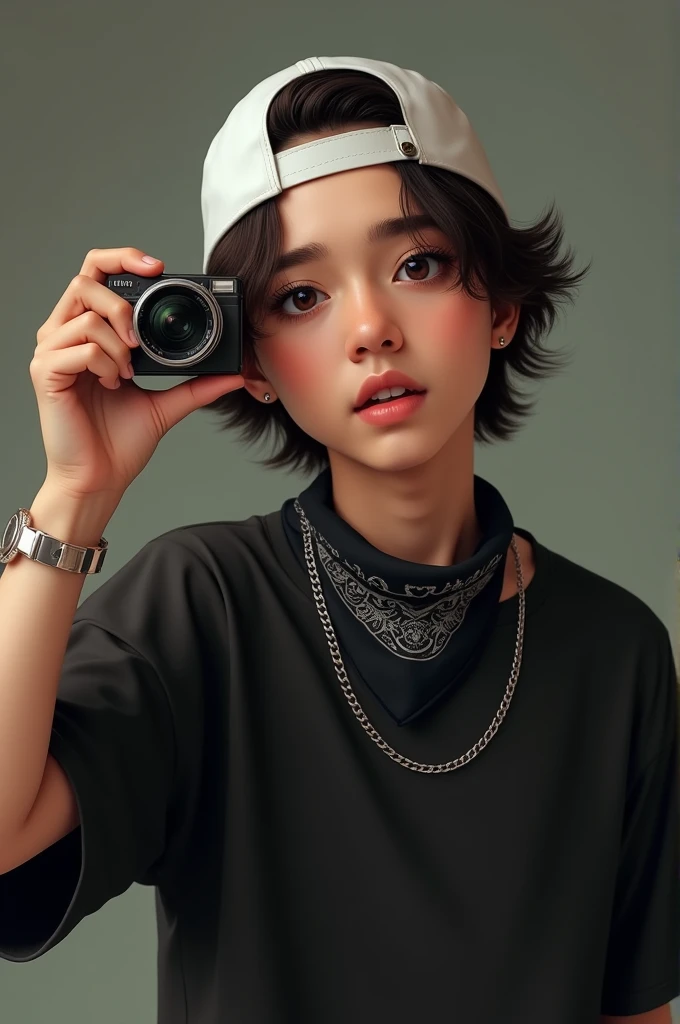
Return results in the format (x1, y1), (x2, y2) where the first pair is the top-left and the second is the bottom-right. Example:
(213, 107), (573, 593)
(201, 55), (508, 273)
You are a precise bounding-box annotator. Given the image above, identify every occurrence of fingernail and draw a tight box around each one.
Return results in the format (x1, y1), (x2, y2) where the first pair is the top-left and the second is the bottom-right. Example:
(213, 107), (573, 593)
(128, 330), (140, 346)
(141, 254), (160, 265)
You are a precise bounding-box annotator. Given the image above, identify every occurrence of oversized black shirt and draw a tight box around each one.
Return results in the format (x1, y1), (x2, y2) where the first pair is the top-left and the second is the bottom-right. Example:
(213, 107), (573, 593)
(0, 511), (678, 1022)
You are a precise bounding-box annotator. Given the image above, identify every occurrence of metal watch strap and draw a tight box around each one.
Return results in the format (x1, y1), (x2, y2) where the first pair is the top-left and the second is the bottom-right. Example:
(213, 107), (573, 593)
(10, 508), (108, 575)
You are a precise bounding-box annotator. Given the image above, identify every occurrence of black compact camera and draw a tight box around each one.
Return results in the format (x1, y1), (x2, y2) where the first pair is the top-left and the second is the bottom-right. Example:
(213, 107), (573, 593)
(105, 273), (242, 375)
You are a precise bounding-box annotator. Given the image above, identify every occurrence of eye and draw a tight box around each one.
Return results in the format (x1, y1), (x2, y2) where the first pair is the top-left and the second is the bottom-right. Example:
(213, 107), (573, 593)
(395, 250), (453, 282)
(276, 286), (328, 317)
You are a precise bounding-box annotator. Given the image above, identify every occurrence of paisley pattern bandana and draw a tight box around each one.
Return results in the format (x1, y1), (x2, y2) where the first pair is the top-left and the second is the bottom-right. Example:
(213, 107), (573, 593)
(281, 468), (515, 726)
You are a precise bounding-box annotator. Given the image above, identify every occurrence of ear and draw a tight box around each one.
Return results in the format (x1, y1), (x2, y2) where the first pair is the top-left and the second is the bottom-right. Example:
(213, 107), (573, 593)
(242, 376), (277, 404)
(491, 301), (521, 349)
(241, 349), (277, 404)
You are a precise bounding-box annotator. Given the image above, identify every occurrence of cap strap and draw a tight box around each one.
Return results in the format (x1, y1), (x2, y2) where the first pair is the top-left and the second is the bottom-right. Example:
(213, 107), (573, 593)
(274, 125), (419, 189)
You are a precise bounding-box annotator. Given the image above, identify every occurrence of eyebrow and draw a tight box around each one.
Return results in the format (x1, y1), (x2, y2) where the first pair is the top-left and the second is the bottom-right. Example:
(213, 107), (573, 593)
(273, 214), (440, 274)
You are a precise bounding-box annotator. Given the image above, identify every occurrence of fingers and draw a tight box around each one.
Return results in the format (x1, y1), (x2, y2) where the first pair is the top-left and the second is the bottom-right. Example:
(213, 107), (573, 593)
(78, 247), (162, 285)
(31, 339), (124, 394)
(37, 248), (163, 348)
(36, 275), (134, 360)
(33, 248), (165, 392)
(32, 312), (134, 389)
(151, 373), (246, 432)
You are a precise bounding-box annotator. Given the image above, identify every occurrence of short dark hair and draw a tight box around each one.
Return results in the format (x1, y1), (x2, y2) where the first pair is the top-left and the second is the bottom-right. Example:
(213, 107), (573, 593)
(203, 69), (592, 476)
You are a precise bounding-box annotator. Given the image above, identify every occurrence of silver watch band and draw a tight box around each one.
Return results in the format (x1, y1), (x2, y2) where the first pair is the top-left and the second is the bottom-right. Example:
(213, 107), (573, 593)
(1, 508), (108, 575)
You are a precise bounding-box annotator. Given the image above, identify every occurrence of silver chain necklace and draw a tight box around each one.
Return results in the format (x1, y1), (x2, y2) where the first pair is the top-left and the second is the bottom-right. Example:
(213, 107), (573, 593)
(294, 500), (526, 773)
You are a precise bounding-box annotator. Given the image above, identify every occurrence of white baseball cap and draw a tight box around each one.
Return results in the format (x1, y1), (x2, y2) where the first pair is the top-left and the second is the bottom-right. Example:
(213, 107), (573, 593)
(201, 55), (508, 274)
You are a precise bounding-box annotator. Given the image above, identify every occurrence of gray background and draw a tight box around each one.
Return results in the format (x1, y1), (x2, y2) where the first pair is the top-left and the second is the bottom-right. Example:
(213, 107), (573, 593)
(1, 0), (678, 1020)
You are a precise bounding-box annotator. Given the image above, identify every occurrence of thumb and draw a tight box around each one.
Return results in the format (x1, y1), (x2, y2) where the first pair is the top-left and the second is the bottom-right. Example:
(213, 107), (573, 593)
(151, 374), (246, 431)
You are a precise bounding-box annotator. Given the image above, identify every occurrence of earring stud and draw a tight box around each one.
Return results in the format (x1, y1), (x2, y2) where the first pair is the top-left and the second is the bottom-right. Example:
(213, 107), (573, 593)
(498, 337), (505, 347)
(263, 392), (271, 402)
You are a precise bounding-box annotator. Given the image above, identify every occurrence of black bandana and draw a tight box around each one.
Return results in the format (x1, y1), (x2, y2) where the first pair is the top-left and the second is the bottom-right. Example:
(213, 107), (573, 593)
(281, 468), (516, 726)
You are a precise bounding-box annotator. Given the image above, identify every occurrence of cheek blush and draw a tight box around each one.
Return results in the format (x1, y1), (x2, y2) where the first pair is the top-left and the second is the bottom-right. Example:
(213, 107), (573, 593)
(266, 346), (328, 403)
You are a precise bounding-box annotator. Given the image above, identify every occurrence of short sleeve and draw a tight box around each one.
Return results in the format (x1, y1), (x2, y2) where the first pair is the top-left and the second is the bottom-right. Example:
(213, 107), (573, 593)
(0, 534), (207, 963)
(600, 628), (680, 1015)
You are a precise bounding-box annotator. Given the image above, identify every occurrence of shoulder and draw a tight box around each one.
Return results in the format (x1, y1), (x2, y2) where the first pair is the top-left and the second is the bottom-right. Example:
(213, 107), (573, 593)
(536, 536), (671, 648)
(148, 511), (278, 564)
(534, 538), (677, 766)
(66, 510), (290, 681)
(74, 510), (284, 628)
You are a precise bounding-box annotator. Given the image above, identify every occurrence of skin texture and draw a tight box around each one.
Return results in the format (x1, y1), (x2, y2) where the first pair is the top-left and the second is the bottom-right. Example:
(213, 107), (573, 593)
(243, 138), (529, 585)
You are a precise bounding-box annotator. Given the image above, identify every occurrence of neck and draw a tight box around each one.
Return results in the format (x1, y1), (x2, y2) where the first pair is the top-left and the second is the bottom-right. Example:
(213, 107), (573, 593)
(327, 421), (481, 566)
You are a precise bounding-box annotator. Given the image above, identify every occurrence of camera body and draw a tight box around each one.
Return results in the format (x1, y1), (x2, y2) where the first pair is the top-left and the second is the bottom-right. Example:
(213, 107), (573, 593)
(105, 273), (242, 375)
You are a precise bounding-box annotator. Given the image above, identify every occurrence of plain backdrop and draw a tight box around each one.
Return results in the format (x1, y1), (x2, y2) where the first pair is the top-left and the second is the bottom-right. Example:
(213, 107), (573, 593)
(1, 0), (678, 1020)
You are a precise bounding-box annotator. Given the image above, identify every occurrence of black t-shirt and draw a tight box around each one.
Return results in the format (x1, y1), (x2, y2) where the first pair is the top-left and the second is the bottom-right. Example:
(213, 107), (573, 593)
(0, 510), (678, 1023)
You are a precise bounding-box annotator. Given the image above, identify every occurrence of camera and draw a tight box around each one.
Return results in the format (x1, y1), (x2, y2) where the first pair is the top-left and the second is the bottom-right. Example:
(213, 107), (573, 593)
(105, 273), (242, 375)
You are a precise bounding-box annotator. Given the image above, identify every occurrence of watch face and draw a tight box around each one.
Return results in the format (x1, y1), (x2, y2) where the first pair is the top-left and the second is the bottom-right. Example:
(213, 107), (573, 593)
(0, 513), (20, 560)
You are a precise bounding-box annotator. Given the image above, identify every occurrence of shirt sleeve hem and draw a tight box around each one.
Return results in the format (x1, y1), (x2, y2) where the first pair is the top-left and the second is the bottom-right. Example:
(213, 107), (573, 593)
(600, 976), (680, 1016)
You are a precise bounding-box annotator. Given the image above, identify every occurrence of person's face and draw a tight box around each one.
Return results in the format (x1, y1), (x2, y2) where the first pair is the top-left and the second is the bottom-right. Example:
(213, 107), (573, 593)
(245, 161), (514, 474)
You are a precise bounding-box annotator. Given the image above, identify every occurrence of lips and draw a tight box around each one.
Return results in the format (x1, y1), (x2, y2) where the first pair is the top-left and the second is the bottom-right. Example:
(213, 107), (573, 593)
(354, 370), (426, 411)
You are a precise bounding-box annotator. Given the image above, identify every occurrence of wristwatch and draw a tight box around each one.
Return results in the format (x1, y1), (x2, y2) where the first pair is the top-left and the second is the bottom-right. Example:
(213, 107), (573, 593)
(0, 508), (108, 575)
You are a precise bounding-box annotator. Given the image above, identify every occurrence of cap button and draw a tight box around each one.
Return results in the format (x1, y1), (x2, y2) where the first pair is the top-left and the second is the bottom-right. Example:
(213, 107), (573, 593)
(400, 141), (418, 157)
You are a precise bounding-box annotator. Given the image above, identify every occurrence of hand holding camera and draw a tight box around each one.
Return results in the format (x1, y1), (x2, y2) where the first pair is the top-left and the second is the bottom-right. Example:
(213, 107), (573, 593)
(29, 247), (245, 502)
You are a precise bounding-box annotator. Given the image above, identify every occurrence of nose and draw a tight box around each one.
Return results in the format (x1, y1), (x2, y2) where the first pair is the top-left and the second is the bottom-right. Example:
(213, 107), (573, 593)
(343, 286), (404, 362)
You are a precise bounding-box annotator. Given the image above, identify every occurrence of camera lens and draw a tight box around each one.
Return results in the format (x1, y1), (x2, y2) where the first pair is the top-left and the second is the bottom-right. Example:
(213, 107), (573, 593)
(150, 295), (206, 353)
(133, 280), (221, 367)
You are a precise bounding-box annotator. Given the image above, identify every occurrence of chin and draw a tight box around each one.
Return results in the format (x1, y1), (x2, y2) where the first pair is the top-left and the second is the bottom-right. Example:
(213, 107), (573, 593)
(335, 436), (447, 475)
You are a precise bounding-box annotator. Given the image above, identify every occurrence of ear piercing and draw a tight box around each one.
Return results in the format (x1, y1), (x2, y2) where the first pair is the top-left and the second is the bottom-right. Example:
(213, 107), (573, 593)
(263, 392), (271, 402)
(498, 337), (505, 347)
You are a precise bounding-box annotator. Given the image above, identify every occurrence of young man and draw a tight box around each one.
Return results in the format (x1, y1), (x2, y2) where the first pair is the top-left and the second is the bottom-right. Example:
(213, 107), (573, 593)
(0, 56), (676, 1024)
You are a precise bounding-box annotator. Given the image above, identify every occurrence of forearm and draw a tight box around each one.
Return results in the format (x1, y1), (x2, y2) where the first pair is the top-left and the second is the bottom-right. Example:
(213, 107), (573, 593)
(0, 483), (119, 841)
